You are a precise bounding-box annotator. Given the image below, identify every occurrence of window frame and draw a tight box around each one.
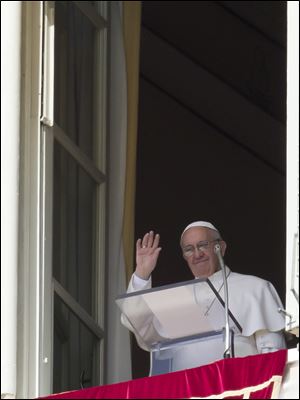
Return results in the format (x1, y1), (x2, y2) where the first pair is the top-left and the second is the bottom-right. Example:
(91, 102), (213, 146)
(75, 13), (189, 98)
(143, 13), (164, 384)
(17, 1), (109, 397)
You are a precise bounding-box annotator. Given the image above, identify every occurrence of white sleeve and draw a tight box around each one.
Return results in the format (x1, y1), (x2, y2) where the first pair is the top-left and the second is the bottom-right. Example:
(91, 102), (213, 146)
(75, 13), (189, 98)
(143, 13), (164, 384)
(125, 273), (152, 293)
(132, 273), (151, 290)
(120, 273), (153, 351)
(255, 329), (287, 353)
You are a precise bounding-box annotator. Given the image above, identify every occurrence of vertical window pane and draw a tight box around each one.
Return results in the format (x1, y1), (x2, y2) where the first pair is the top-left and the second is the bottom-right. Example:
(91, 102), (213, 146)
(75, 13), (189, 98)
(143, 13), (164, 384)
(53, 293), (100, 393)
(54, 1), (96, 159)
(52, 1), (107, 393)
(53, 141), (96, 317)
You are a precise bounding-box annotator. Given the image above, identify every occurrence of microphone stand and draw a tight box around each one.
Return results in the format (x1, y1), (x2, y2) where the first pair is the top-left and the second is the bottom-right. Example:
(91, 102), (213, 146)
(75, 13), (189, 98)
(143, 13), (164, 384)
(214, 243), (232, 358)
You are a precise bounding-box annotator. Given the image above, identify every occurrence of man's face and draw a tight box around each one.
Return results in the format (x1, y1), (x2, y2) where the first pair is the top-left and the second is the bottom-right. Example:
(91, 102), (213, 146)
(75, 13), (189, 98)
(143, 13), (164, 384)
(181, 227), (226, 278)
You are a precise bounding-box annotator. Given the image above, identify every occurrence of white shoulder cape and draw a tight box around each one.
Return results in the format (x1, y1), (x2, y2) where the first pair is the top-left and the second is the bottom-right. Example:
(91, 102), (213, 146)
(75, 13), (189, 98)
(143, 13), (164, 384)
(209, 268), (285, 336)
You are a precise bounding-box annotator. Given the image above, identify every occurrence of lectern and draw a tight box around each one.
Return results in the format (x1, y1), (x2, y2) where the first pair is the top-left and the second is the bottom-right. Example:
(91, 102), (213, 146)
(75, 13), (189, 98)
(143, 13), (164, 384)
(116, 278), (242, 375)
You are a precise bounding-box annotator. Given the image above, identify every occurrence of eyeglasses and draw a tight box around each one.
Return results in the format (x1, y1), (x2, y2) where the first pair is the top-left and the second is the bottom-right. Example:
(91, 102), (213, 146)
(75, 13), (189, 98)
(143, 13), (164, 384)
(182, 239), (221, 258)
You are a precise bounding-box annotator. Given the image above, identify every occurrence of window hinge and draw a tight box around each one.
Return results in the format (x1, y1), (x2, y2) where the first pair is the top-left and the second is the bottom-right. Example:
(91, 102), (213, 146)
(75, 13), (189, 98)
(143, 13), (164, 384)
(40, 115), (54, 127)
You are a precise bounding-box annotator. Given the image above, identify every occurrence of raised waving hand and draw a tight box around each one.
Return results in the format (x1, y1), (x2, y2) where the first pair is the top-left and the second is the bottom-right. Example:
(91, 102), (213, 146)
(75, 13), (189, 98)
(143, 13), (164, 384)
(135, 231), (162, 280)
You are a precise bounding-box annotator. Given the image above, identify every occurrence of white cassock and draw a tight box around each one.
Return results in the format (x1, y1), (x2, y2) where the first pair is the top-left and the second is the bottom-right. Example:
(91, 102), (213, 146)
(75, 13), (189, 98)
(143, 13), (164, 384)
(121, 266), (286, 372)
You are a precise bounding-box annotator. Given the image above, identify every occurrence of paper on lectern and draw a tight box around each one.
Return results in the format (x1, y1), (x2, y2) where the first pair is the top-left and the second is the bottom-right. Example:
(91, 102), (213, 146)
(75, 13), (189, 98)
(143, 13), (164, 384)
(140, 282), (226, 338)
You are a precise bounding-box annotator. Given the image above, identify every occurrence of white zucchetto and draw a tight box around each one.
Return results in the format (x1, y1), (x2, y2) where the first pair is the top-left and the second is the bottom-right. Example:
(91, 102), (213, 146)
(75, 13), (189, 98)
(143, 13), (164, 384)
(181, 221), (219, 240)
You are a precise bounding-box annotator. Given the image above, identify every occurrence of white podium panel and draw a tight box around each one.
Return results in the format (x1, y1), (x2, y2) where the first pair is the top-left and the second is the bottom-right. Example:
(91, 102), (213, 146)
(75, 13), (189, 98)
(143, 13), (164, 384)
(116, 278), (242, 375)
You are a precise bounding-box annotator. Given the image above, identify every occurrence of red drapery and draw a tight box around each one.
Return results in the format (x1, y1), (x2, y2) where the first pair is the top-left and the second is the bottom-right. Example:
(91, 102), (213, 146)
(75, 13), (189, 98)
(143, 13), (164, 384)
(40, 349), (287, 399)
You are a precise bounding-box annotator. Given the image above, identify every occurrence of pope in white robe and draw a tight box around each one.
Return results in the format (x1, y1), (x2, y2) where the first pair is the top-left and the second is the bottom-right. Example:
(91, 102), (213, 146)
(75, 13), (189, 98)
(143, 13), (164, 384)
(121, 221), (286, 372)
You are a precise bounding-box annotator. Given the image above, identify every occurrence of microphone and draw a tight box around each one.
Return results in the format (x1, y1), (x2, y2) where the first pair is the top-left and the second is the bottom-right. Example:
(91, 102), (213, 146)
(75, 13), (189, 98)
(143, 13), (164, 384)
(214, 243), (232, 358)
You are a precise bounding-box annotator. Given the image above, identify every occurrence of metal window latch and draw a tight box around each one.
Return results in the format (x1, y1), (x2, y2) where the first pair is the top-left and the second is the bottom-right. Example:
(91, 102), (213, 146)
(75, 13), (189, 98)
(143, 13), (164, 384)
(40, 115), (54, 127)
(278, 307), (295, 329)
(80, 369), (91, 389)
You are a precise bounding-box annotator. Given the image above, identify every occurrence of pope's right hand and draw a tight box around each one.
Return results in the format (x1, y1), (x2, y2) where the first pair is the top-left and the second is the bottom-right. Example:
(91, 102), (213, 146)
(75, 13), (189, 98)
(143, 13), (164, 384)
(135, 231), (162, 280)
